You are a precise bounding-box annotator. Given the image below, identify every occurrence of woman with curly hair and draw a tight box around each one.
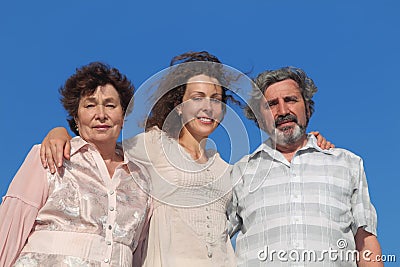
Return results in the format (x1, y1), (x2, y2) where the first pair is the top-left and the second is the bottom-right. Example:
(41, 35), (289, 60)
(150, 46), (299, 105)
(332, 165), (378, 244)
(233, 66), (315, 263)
(0, 62), (151, 266)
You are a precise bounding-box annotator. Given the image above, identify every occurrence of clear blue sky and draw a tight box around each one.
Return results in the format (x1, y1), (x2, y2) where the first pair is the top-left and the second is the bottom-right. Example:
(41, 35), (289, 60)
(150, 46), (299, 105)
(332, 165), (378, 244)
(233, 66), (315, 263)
(1, 0), (399, 264)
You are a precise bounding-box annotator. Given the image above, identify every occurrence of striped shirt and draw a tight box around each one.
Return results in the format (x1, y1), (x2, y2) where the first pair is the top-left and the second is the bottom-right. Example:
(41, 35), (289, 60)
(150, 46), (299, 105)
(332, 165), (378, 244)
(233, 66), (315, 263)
(228, 135), (377, 267)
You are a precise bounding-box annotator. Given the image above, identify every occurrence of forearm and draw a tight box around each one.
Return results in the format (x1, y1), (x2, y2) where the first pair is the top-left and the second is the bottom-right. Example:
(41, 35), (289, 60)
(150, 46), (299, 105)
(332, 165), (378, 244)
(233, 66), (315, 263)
(355, 228), (383, 267)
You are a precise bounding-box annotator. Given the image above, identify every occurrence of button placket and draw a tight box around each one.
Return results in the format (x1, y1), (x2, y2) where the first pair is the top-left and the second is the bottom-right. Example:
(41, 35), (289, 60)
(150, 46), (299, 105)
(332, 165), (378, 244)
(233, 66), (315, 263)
(104, 187), (117, 265)
(204, 204), (214, 259)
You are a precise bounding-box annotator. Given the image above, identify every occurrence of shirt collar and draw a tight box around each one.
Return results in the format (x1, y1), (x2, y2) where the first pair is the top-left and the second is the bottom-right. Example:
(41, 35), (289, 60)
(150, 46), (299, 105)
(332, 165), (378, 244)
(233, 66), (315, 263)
(70, 136), (129, 164)
(249, 133), (333, 160)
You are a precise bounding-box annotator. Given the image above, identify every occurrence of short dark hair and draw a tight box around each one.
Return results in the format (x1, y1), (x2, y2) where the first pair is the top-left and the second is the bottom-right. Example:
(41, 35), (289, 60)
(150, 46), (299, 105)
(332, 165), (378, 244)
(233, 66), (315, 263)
(60, 62), (134, 135)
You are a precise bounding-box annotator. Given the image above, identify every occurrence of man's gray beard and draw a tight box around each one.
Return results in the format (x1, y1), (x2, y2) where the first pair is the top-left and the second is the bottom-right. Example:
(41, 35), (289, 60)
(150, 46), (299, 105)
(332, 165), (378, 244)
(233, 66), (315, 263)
(271, 124), (307, 146)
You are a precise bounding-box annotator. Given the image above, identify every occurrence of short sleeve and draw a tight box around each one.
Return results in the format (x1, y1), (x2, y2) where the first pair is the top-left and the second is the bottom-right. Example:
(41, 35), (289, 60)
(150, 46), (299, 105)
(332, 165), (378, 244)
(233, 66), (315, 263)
(0, 144), (49, 266)
(351, 158), (377, 236)
(227, 163), (244, 237)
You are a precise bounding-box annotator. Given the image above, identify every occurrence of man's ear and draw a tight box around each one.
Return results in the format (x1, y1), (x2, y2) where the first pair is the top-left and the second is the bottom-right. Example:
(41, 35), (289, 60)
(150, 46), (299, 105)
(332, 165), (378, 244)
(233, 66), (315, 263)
(305, 104), (311, 120)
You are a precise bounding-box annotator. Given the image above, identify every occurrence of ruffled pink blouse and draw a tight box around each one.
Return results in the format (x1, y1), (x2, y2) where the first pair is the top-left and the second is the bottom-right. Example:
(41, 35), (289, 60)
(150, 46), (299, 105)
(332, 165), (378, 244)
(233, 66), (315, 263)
(0, 137), (151, 267)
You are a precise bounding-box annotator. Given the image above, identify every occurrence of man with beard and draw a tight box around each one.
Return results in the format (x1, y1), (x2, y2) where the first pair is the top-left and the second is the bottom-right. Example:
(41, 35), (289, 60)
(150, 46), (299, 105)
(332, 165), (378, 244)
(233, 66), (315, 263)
(228, 67), (382, 267)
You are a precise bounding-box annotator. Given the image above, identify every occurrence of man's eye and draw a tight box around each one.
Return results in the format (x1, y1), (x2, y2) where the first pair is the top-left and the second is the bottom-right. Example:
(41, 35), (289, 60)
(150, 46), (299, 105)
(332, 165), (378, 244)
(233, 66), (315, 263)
(85, 104), (95, 108)
(211, 98), (221, 103)
(192, 97), (203, 101)
(106, 104), (116, 108)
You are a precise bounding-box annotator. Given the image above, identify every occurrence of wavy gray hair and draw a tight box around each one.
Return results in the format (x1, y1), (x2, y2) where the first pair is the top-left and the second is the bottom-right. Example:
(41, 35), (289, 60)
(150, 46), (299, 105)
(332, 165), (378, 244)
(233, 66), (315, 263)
(245, 66), (318, 129)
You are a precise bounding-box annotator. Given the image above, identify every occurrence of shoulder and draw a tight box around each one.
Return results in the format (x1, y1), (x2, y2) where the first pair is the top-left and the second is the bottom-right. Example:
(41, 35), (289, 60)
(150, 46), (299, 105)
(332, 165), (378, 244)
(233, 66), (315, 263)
(210, 151), (232, 168)
(325, 147), (363, 163)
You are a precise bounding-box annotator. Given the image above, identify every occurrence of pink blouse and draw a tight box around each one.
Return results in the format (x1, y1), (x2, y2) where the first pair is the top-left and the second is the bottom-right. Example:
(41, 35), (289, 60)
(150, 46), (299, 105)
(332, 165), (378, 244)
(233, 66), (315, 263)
(0, 137), (151, 267)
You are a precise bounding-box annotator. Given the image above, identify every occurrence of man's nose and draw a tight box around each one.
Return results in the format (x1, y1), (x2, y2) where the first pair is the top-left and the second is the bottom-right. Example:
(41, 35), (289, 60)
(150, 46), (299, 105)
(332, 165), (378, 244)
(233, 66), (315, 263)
(277, 101), (289, 115)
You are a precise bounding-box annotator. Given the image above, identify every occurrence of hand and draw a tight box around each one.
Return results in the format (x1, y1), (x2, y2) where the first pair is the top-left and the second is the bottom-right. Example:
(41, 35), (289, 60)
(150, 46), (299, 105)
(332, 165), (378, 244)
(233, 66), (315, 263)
(310, 131), (335, 150)
(40, 127), (72, 174)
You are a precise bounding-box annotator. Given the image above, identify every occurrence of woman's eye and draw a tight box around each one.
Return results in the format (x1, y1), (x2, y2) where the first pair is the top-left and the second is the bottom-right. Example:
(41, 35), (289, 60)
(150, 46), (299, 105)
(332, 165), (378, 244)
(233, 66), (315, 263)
(211, 98), (221, 103)
(192, 97), (203, 101)
(106, 104), (116, 108)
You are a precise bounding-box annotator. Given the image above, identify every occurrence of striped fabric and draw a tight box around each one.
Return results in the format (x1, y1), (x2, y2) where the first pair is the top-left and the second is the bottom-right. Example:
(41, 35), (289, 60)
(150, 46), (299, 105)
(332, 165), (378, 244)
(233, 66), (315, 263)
(228, 135), (377, 267)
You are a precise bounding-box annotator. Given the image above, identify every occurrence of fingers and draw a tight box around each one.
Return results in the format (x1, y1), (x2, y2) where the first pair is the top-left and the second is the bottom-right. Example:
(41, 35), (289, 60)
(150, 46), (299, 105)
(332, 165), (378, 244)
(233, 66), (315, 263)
(40, 140), (65, 174)
(63, 141), (71, 161)
(310, 131), (335, 149)
(45, 144), (57, 174)
(327, 141), (335, 149)
(53, 142), (64, 168)
(40, 144), (48, 169)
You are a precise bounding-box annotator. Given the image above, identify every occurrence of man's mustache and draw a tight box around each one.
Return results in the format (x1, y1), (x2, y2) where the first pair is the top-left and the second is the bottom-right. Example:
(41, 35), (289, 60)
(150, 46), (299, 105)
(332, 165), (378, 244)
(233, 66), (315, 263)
(275, 114), (298, 127)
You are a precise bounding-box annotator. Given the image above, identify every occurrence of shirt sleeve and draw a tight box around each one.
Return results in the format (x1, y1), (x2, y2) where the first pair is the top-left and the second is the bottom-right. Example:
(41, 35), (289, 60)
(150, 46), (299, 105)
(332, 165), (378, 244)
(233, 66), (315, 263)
(0, 145), (49, 266)
(351, 158), (377, 236)
(227, 163), (244, 237)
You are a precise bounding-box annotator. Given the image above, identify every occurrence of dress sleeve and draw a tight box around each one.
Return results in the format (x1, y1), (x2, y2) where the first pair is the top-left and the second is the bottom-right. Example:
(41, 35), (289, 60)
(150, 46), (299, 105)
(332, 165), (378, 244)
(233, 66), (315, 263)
(0, 145), (49, 266)
(132, 198), (153, 267)
(351, 158), (377, 236)
(123, 128), (162, 166)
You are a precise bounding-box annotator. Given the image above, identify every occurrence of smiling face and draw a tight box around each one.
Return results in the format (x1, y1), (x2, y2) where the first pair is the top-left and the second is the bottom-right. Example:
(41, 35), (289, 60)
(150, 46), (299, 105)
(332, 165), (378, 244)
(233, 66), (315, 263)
(260, 79), (309, 146)
(177, 74), (224, 142)
(75, 84), (124, 146)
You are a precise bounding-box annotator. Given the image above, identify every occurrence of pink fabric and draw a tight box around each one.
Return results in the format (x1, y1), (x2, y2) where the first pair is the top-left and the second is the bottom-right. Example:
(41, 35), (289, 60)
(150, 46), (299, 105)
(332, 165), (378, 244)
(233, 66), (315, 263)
(0, 146), (48, 266)
(0, 138), (151, 267)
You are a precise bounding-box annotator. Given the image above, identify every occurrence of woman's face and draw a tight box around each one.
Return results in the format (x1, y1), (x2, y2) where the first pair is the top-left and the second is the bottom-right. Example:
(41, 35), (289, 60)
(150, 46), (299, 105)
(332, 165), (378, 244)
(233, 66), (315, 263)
(178, 74), (224, 141)
(75, 84), (124, 146)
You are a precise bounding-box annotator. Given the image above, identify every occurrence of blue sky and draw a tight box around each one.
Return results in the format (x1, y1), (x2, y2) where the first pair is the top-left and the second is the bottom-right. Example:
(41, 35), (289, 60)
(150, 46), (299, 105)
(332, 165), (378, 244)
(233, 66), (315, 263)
(1, 0), (399, 264)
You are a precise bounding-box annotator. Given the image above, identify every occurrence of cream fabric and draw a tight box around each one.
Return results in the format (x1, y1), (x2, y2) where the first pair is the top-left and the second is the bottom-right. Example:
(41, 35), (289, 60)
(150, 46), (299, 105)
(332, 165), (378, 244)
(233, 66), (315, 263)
(124, 127), (236, 266)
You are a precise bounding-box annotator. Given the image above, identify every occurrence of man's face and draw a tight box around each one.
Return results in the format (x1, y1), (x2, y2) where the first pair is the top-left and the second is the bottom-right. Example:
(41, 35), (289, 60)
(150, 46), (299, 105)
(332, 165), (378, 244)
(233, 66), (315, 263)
(259, 79), (309, 146)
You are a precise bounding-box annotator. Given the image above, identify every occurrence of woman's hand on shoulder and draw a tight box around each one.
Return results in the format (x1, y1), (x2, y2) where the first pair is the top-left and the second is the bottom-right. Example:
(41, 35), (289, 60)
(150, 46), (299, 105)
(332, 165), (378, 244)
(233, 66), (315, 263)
(310, 131), (335, 150)
(40, 127), (72, 174)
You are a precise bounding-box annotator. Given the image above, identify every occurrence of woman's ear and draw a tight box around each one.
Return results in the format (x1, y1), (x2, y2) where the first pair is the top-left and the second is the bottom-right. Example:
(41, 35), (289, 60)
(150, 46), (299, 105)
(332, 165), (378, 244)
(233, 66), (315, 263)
(176, 106), (182, 116)
(74, 117), (79, 132)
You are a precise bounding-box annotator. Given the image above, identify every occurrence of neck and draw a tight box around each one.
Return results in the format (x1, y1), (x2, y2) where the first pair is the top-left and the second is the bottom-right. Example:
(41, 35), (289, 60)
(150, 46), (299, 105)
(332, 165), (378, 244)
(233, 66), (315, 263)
(179, 129), (207, 162)
(90, 140), (122, 162)
(91, 140), (123, 178)
(273, 134), (308, 162)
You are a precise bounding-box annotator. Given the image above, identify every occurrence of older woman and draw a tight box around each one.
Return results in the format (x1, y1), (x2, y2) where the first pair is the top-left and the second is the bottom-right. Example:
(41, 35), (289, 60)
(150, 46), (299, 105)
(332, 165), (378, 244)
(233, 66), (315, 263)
(0, 62), (151, 266)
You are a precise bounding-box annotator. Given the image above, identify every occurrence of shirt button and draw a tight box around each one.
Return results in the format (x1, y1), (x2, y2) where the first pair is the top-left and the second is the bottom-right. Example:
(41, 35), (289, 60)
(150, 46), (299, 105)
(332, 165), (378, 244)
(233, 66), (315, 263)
(109, 190), (114, 195)
(208, 252), (213, 258)
(104, 258), (110, 263)
(206, 215), (210, 219)
(206, 224), (210, 228)
(106, 241), (111, 245)
(109, 207), (114, 211)
(108, 225), (112, 230)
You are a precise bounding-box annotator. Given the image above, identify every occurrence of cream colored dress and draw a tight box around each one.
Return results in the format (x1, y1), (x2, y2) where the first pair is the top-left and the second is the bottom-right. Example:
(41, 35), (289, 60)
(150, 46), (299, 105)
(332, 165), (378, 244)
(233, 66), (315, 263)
(124, 127), (236, 266)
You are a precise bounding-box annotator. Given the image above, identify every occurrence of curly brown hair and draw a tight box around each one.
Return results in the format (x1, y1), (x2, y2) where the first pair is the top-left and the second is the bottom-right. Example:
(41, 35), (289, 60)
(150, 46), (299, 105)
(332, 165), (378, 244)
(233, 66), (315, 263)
(60, 62), (134, 136)
(145, 51), (238, 138)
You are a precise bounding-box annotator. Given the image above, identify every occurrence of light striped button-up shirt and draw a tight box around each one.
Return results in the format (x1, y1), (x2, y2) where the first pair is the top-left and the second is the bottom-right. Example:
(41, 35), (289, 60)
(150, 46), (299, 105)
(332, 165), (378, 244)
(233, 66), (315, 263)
(228, 135), (377, 267)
